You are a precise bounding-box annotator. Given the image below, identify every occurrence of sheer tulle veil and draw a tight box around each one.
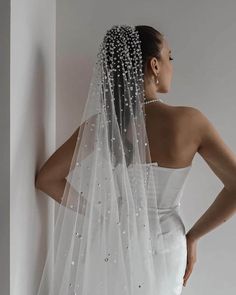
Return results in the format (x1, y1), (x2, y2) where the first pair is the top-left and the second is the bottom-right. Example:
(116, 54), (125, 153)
(36, 24), (171, 295)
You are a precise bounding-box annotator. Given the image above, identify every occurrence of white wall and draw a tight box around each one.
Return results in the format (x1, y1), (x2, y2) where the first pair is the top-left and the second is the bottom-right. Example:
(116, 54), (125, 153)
(56, 0), (236, 294)
(0, 0), (10, 294)
(10, 0), (56, 294)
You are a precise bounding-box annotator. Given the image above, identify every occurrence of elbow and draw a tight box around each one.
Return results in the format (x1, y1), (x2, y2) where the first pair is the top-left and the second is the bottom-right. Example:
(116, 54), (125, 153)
(35, 172), (48, 191)
(35, 174), (43, 190)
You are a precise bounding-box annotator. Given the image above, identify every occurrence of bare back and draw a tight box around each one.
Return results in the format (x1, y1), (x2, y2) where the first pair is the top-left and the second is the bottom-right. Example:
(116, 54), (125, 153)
(144, 101), (200, 168)
(36, 98), (236, 193)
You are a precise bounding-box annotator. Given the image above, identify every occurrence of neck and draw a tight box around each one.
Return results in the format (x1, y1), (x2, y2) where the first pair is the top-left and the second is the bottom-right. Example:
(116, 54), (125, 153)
(144, 79), (160, 101)
(144, 93), (160, 101)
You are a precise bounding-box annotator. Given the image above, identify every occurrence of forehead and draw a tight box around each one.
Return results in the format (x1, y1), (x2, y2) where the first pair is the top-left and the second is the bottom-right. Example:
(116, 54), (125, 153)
(162, 38), (171, 53)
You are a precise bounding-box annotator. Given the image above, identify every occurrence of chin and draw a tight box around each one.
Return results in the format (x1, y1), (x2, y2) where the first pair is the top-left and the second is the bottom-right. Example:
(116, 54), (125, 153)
(158, 83), (170, 93)
(158, 87), (170, 93)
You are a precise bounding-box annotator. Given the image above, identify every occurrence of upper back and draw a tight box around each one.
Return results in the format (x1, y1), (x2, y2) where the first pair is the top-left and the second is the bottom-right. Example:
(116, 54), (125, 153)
(144, 101), (200, 168)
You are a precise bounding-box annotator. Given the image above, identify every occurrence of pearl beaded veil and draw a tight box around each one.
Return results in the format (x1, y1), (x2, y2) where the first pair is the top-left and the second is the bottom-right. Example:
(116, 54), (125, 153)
(36, 24), (171, 295)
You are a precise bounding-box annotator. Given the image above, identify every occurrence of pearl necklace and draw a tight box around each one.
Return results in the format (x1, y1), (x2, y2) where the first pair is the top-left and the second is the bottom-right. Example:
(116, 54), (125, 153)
(143, 97), (163, 105)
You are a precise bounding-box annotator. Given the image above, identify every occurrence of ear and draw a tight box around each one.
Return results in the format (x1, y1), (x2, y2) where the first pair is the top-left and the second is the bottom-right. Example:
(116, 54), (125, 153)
(149, 57), (160, 76)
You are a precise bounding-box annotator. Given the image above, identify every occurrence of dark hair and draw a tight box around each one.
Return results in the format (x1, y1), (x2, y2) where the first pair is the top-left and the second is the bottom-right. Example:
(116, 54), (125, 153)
(134, 25), (164, 75)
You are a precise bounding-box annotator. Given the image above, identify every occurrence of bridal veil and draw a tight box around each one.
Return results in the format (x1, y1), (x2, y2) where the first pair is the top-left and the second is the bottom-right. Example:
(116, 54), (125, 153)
(36, 24), (171, 295)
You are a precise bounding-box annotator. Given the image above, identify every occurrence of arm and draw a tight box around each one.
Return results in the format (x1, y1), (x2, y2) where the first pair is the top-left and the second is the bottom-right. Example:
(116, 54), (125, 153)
(186, 108), (236, 242)
(183, 108), (236, 287)
(35, 125), (82, 209)
(35, 113), (98, 210)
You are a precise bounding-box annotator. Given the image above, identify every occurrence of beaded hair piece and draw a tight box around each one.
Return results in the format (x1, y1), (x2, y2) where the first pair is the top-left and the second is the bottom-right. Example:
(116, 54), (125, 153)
(97, 25), (144, 102)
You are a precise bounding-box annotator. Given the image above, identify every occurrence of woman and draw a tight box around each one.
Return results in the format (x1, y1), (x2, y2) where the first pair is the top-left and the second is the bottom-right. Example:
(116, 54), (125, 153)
(35, 25), (236, 295)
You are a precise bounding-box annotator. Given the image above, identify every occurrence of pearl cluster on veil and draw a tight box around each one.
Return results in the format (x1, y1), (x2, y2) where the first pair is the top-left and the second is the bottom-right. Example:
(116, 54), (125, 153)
(96, 25), (145, 114)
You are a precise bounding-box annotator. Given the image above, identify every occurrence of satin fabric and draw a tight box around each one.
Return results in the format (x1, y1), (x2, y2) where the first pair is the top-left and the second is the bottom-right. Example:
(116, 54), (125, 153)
(127, 162), (191, 295)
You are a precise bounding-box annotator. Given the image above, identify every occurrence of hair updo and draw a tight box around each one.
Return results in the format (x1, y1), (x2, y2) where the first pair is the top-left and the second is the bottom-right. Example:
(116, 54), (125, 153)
(134, 25), (164, 75)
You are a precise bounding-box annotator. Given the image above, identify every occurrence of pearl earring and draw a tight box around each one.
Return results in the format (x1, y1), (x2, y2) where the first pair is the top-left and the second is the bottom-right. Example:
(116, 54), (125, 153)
(153, 75), (159, 85)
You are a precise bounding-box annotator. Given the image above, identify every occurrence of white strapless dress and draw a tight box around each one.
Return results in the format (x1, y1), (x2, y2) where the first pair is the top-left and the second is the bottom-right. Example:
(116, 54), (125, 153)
(127, 162), (192, 295)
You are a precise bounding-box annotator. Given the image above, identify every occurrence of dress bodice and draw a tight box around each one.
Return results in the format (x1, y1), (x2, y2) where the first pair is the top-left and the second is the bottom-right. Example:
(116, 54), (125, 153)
(127, 162), (192, 238)
(127, 162), (191, 210)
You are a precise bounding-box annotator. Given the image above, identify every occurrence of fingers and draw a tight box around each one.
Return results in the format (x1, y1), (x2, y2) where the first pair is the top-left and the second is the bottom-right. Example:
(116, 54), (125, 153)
(183, 257), (196, 286)
(183, 235), (198, 287)
(183, 262), (193, 286)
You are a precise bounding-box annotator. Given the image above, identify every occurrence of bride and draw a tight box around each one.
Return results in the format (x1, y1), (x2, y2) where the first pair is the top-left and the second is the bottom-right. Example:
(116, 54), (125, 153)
(35, 25), (236, 295)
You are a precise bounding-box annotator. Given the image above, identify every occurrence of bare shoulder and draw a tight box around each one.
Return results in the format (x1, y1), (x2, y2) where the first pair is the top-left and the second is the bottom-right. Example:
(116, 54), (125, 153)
(174, 105), (222, 145)
(149, 103), (203, 139)
(173, 105), (203, 121)
(173, 105), (205, 131)
(153, 102), (201, 121)
(177, 105), (236, 191)
(173, 105), (224, 145)
(168, 105), (203, 135)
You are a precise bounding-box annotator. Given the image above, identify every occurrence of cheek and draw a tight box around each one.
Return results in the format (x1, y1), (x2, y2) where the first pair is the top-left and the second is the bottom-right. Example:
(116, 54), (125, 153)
(167, 61), (173, 71)
(167, 63), (173, 77)
(163, 63), (172, 78)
